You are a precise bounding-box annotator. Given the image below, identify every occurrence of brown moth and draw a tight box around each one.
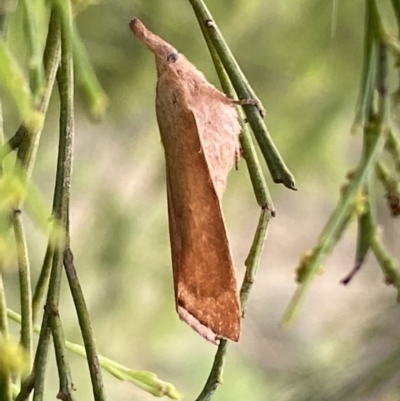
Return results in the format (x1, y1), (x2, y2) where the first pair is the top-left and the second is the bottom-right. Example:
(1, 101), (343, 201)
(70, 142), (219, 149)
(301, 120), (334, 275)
(129, 18), (241, 343)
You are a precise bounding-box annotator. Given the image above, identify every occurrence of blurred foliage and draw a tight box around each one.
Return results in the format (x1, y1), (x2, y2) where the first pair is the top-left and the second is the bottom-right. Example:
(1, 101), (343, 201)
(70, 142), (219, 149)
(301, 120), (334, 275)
(1, 0), (400, 400)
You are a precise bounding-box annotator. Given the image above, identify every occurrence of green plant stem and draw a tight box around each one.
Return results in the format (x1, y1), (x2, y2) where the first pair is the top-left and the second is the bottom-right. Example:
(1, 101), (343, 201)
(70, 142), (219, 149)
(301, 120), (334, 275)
(15, 8), (61, 184)
(8, 309), (181, 400)
(188, 0), (296, 190)
(196, 340), (227, 401)
(31, 244), (54, 324)
(0, 274), (11, 401)
(12, 11), (61, 401)
(63, 247), (107, 401)
(35, 1), (76, 399)
(284, 16), (390, 324)
(371, 0), (400, 55)
(72, 21), (108, 121)
(370, 226), (400, 297)
(283, 127), (386, 325)
(194, 13), (274, 213)
(196, 208), (271, 401)
(0, 0), (17, 37)
(21, 0), (45, 98)
(340, 193), (372, 285)
(0, 5), (14, 401)
(29, 313), (51, 401)
(12, 211), (33, 363)
(240, 208), (270, 312)
(352, 0), (376, 132)
(385, 130), (400, 173)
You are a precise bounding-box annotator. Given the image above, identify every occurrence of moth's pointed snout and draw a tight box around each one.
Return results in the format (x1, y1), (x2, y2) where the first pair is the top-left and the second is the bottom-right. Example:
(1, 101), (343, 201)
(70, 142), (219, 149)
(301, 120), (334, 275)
(129, 17), (176, 61)
(129, 18), (143, 38)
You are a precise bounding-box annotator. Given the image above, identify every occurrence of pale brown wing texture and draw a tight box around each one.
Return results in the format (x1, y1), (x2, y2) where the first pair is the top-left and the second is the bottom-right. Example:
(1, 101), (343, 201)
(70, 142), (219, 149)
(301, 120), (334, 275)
(157, 70), (240, 342)
(130, 18), (241, 343)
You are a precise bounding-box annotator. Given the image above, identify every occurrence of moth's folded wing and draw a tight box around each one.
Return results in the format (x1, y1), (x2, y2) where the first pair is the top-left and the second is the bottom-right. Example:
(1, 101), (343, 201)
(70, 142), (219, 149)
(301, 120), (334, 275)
(157, 85), (241, 342)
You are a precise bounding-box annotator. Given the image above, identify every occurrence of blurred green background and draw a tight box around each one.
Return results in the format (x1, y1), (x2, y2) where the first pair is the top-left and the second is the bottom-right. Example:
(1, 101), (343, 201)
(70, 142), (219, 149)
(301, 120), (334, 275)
(3, 0), (400, 400)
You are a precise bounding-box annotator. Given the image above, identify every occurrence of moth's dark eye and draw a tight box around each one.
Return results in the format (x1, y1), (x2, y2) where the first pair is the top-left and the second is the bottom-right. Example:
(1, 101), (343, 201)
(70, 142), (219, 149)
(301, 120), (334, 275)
(167, 52), (179, 63)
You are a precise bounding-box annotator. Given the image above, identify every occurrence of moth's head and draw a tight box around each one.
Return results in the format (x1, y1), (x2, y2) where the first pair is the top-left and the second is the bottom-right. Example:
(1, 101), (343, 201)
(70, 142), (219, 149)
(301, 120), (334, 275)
(129, 18), (180, 73)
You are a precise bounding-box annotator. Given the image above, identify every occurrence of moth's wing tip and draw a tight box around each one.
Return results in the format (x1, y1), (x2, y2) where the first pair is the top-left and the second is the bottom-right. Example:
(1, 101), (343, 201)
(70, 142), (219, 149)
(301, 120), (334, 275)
(177, 305), (240, 344)
(177, 305), (219, 344)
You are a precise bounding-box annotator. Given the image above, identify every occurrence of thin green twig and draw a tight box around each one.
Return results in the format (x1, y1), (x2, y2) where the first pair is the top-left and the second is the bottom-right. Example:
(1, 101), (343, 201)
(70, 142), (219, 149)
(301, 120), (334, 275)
(14, 8), (62, 401)
(194, 12), (274, 213)
(63, 246), (107, 401)
(15, 9), (61, 184)
(284, 2), (390, 324)
(12, 210), (33, 364)
(8, 308), (182, 399)
(21, 0), (45, 99)
(36, 0), (77, 399)
(72, 21), (108, 121)
(240, 208), (270, 312)
(283, 117), (387, 324)
(385, 131), (400, 174)
(0, 274), (11, 401)
(352, 0), (376, 132)
(188, 5), (274, 399)
(188, 0), (296, 190)
(31, 244), (54, 324)
(0, 3), (14, 401)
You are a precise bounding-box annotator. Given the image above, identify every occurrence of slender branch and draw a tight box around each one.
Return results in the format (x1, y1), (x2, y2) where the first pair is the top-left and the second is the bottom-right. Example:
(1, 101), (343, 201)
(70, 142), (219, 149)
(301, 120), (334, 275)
(240, 208), (271, 312)
(15, 9), (61, 182)
(0, 274), (11, 401)
(283, 123), (386, 325)
(31, 244), (54, 324)
(370, 225), (400, 298)
(195, 340), (228, 401)
(8, 308), (182, 399)
(12, 10), (61, 401)
(21, 0), (45, 99)
(194, 12), (274, 213)
(375, 161), (400, 216)
(352, 0), (376, 132)
(385, 130), (400, 174)
(188, 0), (296, 190)
(48, 296), (76, 401)
(63, 247), (107, 401)
(72, 21), (108, 121)
(29, 313), (51, 401)
(36, 0), (76, 399)
(283, 1), (390, 324)
(187, 5), (274, 399)
(340, 196), (372, 285)
(0, 3), (15, 401)
(12, 210), (33, 364)
(15, 373), (35, 401)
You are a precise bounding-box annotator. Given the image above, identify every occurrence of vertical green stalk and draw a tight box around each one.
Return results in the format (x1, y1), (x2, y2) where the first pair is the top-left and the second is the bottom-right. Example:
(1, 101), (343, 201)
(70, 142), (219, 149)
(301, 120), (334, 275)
(63, 247), (107, 401)
(21, 0), (45, 99)
(15, 8), (62, 401)
(12, 211), (33, 365)
(194, 12), (274, 212)
(352, 0), (377, 132)
(188, 0), (296, 190)
(31, 244), (54, 324)
(283, 0), (390, 325)
(0, 274), (11, 401)
(0, 3), (15, 401)
(72, 21), (108, 120)
(37, 0), (76, 399)
(16, 9), (61, 184)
